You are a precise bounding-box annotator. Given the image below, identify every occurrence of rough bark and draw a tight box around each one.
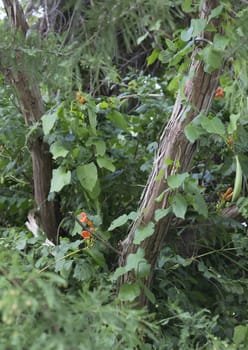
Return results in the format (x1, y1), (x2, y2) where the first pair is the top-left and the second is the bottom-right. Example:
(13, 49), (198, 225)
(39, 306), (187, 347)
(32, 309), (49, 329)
(1, 0), (58, 242)
(119, 0), (222, 306)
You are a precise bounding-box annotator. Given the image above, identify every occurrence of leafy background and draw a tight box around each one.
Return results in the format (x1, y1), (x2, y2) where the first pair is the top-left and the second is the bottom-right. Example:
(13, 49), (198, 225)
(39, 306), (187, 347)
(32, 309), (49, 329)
(1, 0), (248, 349)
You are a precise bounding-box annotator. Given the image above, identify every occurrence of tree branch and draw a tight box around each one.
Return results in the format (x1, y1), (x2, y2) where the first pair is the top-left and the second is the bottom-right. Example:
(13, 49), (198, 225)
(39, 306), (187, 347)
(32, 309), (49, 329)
(3, 0), (28, 34)
(0, 0), (59, 242)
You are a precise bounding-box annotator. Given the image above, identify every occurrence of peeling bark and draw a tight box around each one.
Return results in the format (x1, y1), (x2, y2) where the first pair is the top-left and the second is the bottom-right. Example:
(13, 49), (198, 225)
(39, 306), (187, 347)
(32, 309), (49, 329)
(119, 0), (222, 306)
(1, 0), (58, 242)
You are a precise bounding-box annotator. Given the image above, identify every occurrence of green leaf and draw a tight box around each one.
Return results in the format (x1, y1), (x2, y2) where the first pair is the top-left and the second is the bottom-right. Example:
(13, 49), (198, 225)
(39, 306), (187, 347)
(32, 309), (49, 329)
(189, 193), (208, 218)
(133, 222), (154, 244)
(198, 260), (214, 279)
(85, 246), (106, 266)
(201, 47), (223, 73)
(191, 18), (207, 37)
(88, 180), (101, 200)
(184, 123), (204, 142)
(184, 177), (199, 193)
(167, 173), (189, 189)
(98, 101), (109, 109)
(42, 111), (57, 135)
(60, 260), (73, 279)
(71, 221), (82, 236)
(50, 166), (71, 192)
(57, 104), (64, 119)
(119, 282), (140, 302)
(113, 248), (150, 279)
(111, 266), (127, 281)
(165, 39), (177, 51)
(181, 19), (206, 42)
(95, 140), (106, 156)
(107, 110), (128, 131)
(208, 4), (223, 21)
(128, 211), (140, 221)
(239, 155), (248, 178)
(150, 20), (161, 31)
(97, 156), (115, 172)
(233, 325), (248, 345)
(108, 214), (129, 231)
(15, 237), (27, 250)
(76, 162), (98, 192)
(137, 32), (148, 45)
(136, 260), (151, 278)
(181, 26), (193, 42)
(232, 155), (242, 202)
(86, 139), (106, 156)
(156, 168), (165, 181)
(155, 190), (166, 203)
(165, 158), (174, 166)
(155, 208), (171, 222)
(147, 48), (160, 66)
(143, 284), (156, 304)
(182, 0), (194, 13)
(200, 115), (225, 135)
(158, 49), (172, 64)
(107, 211), (139, 229)
(125, 248), (145, 272)
(88, 107), (97, 135)
(213, 34), (229, 51)
(184, 178), (208, 217)
(73, 261), (94, 281)
(50, 142), (69, 159)
(171, 193), (188, 219)
(228, 114), (240, 134)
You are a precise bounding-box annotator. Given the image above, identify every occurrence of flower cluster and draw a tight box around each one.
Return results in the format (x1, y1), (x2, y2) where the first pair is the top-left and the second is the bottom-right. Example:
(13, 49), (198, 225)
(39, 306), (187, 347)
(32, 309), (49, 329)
(227, 135), (233, 147)
(79, 212), (95, 239)
(219, 187), (233, 201)
(76, 92), (87, 104)
(215, 87), (224, 99)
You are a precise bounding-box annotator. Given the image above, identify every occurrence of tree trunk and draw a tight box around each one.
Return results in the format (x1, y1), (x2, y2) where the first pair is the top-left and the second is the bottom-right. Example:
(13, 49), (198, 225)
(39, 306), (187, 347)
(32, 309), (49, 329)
(1, 0), (58, 242)
(119, 0), (222, 306)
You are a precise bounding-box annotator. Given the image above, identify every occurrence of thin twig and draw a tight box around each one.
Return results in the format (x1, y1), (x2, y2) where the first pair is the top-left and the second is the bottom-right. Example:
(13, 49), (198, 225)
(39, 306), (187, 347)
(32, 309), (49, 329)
(119, 93), (163, 100)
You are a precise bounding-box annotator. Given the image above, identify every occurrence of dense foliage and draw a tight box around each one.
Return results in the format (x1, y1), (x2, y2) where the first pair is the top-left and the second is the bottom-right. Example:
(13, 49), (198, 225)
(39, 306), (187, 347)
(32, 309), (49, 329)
(1, 0), (248, 349)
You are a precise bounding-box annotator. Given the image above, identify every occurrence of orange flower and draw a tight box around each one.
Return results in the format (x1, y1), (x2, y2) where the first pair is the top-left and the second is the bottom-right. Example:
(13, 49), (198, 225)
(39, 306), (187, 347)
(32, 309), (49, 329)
(215, 87), (224, 99)
(76, 92), (87, 104)
(81, 230), (91, 239)
(224, 192), (233, 200)
(79, 97), (86, 104)
(79, 212), (87, 223)
(228, 135), (233, 146)
(220, 187), (233, 200)
(85, 218), (93, 227)
(76, 92), (82, 99)
(78, 211), (95, 241)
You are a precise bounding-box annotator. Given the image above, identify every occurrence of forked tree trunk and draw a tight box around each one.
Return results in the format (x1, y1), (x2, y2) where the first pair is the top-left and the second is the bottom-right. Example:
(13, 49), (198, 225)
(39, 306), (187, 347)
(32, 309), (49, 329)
(1, 0), (58, 242)
(119, 0), (222, 306)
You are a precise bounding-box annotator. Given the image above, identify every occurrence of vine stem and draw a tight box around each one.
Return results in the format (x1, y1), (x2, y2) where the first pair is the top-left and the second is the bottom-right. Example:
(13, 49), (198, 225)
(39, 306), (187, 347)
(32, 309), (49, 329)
(38, 248), (82, 274)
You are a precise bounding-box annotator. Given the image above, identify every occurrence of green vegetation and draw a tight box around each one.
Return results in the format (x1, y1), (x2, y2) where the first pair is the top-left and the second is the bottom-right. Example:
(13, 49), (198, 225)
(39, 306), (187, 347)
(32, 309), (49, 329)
(1, 0), (248, 349)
